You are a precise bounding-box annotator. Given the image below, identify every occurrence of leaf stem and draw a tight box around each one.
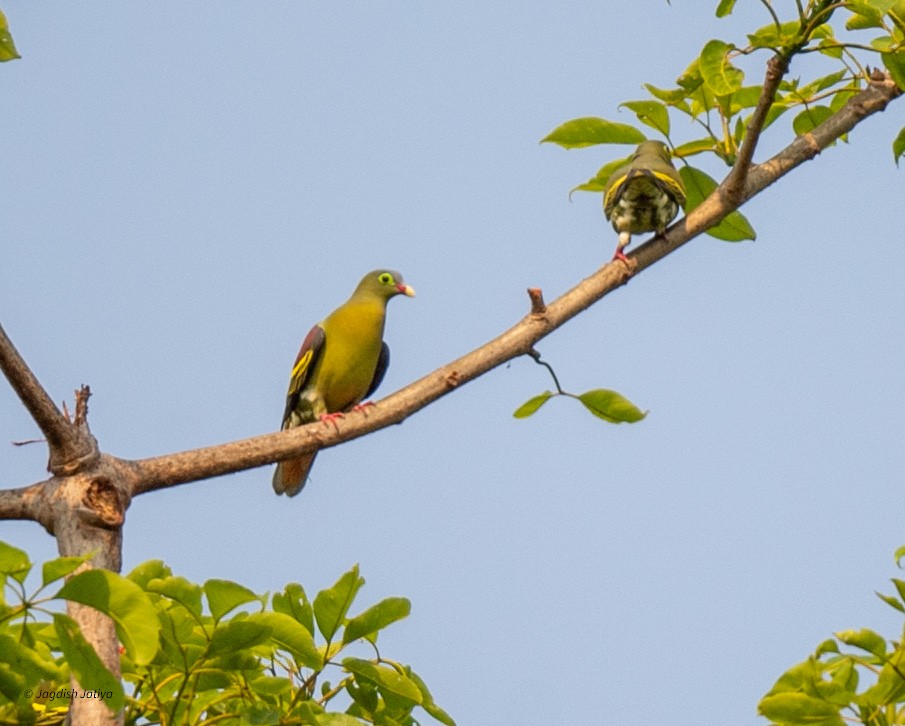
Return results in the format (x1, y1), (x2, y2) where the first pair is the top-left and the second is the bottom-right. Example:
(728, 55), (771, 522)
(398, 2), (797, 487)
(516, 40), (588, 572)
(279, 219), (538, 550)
(527, 349), (564, 394)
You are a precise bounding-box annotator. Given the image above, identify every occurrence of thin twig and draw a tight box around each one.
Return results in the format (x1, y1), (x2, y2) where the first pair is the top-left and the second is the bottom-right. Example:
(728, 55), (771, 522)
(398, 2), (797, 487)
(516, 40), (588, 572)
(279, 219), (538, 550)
(12, 438), (45, 447)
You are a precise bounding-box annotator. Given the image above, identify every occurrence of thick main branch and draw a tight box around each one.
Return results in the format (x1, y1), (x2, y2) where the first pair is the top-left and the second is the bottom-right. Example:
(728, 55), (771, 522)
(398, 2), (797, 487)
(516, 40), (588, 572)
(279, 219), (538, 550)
(128, 259), (634, 494)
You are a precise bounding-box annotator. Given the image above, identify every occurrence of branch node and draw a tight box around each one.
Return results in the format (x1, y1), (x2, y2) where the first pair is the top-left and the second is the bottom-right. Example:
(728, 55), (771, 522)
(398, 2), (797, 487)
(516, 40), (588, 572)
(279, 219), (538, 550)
(444, 370), (461, 389)
(50, 447), (100, 477)
(527, 288), (547, 315)
(801, 132), (822, 156)
(868, 67), (887, 84)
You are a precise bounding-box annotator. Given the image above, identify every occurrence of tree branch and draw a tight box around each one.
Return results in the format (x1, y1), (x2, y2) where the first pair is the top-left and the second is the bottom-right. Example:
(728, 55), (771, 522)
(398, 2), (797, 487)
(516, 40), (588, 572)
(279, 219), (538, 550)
(127, 260), (636, 494)
(2, 74), (901, 508)
(0, 323), (98, 475)
(634, 73), (901, 272)
(723, 53), (791, 203)
(0, 482), (45, 523)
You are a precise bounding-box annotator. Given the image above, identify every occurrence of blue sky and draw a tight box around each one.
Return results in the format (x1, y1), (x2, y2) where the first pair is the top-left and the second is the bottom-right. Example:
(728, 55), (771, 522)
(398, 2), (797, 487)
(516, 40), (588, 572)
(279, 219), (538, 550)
(2, 3), (904, 725)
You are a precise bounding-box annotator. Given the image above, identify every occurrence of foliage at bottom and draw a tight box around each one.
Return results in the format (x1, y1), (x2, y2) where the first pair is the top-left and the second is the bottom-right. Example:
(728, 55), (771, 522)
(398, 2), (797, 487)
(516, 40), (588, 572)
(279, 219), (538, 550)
(759, 547), (905, 726)
(0, 540), (454, 725)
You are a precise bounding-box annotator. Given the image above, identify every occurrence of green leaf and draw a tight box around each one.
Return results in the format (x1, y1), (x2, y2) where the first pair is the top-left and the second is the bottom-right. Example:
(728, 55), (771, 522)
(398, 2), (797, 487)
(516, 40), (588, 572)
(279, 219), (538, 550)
(56, 569), (161, 665)
(541, 117), (646, 149)
(0, 10), (20, 62)
(895, 544), (905, 568)
(893, 126), (905, 166)
(836, 628), (887, 657)
(876, 590), (905, 613)
(0, 632), (60, 682)
(408, 668), (457, 726)
(814, 69), (848, 95)
(747, 20), (803, 49)
(845, 1), (888, 30)
(792, 105), (834, 136)
(830, 657), (859, 693)
(248, 674), (293, 697)
(673, 138), (718, 159)
(571, 180), (606, 194)
(677, 58), (705, 93)
(319, 714), (370, 726)
(644, 83), (690, 106)
(52, 613), (125, 712)
(0, 541), (31, 584)
(860, 651), (905, 705)
(817, 40), (844, 59)
(620, 100), (670, 136)
(313, 565), (365, 643)
(710, 212), (756, 243)
(126, 559), (172, 589)
(882, 50), (905, 91)
(728, 85), (765, 113)
(815, 639), (840, 657)
(245, 611), (322, 669)
(343, 597), (411, 644)
(890, 0), (905, 33)
(41, 554), (95, 589)
(513, 391), (554, 419)
(758, 692), (845, 726)
(699, 39), (743, 96)
(204, 578), (260, 623)
(272, 582), (315, 635)
(715, 0), (737, 17)
(0, 664), (25, 707)
(343, 657), (423, 703)
(207, 620), (272, 657)
(679, 166), (756, 241)
(595, 154), (633, 182)
(872, 35), (896, 52)
(893, 577), (905, 603)
(576, 389), (647, 424)
(147, 576), (204, 619)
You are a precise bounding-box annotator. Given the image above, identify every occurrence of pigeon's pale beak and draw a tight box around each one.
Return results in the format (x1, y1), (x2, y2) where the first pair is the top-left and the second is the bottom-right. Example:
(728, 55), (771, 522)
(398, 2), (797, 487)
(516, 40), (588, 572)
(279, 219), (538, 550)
(398, 283), (415, 297)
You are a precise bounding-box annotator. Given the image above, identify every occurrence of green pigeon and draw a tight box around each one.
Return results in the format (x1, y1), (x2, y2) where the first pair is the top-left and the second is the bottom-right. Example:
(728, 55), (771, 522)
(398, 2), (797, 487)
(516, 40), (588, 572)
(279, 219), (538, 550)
(603, 140), (686, 262)
(273, 269), (415, 496)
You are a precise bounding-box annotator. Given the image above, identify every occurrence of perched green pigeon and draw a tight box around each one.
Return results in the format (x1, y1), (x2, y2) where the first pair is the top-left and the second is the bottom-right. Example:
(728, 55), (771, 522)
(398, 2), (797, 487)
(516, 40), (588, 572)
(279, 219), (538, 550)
(273, 269), (415, 496)
(603, 140), (686, 262)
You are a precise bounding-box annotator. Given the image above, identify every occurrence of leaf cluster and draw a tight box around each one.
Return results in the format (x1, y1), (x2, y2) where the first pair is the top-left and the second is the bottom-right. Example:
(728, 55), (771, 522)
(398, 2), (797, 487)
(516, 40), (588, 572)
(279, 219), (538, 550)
(543, 0), (905, 244)
(512, 350), (647, 424)
(0, 542), (453, 726)
(758, 546), (905, 726)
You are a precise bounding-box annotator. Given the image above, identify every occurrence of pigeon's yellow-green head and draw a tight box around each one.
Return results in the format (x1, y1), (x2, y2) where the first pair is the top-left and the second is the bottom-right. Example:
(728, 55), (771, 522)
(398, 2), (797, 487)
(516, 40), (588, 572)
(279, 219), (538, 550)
(632, 140), (672, 164)
(353, 269), (416, 301)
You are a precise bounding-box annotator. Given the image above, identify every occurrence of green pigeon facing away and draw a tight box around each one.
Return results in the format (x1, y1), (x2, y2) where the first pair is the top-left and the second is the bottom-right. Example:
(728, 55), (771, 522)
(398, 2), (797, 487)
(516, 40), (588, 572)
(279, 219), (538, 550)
(273, 269), (415, 497)
(603, 140), (686, 262)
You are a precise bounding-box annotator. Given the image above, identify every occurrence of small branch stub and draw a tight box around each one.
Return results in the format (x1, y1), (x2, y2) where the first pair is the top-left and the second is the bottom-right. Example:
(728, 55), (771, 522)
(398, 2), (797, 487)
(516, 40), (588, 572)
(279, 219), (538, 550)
(528, 288), (547, 315)
(74, 385), (91, 428)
